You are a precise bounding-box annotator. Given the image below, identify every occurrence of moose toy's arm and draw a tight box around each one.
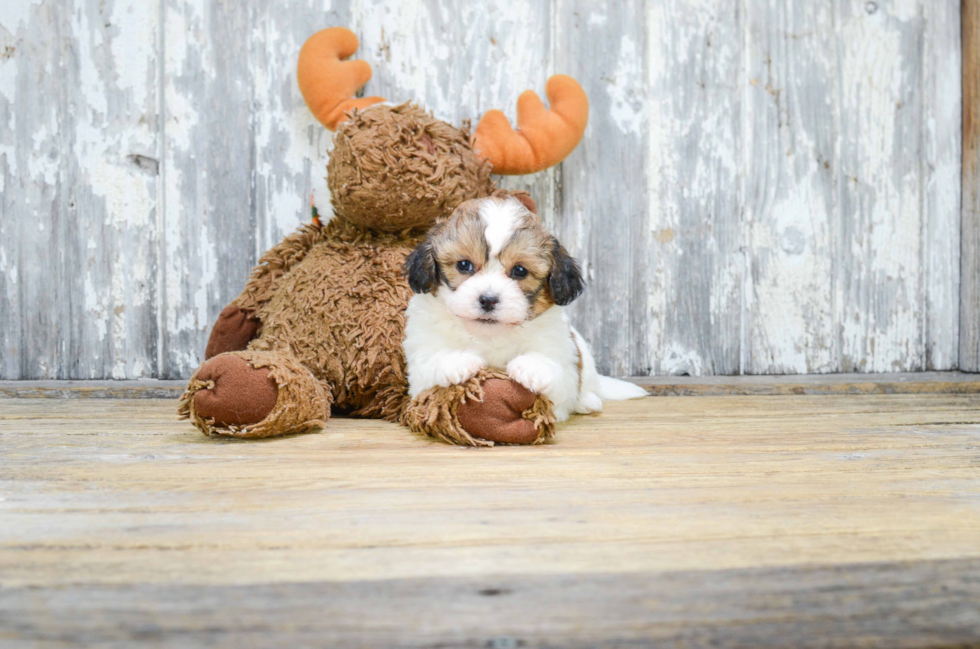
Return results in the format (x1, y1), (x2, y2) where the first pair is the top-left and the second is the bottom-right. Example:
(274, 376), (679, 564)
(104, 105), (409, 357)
(204, 223), (327, 359)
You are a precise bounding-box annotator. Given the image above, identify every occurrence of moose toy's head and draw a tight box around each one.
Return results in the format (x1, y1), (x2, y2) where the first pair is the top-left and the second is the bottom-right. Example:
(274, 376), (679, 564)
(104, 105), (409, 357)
(297, 27), (589, 233)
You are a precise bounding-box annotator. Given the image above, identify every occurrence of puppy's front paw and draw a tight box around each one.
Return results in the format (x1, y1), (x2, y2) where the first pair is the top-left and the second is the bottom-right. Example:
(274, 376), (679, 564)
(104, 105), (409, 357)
(433, 351), (487, 387)
(506, 354), (557, 395)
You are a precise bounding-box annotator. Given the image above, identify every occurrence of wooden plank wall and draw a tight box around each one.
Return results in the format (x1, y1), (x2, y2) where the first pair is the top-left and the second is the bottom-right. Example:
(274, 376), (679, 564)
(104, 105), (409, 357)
(0, 0), (963, 379)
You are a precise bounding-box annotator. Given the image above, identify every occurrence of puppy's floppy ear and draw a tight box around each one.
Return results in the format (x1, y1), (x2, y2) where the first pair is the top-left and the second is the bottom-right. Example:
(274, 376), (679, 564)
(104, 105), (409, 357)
(510, 191), (537, 214)
(548, 238), (584, 306)
(403, 237), (439, 294)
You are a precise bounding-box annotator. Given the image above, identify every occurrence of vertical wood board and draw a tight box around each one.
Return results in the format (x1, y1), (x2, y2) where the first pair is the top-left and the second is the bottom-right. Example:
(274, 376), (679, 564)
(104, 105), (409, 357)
(962, 0), (980, 372)
(1, 0), (160, 380)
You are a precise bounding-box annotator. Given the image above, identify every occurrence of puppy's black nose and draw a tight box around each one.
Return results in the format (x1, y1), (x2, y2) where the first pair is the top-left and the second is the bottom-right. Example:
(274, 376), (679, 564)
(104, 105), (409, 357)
(479, 294), (499, 312)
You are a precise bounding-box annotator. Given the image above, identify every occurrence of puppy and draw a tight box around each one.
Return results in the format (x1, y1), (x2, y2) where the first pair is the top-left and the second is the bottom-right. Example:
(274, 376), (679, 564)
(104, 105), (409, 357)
(402, 196), (647, 422)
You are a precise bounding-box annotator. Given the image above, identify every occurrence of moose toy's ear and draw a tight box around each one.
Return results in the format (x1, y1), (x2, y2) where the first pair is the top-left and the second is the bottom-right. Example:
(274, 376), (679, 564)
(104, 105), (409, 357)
(548, 238), (584, 306)
(403, 239), (439, 294)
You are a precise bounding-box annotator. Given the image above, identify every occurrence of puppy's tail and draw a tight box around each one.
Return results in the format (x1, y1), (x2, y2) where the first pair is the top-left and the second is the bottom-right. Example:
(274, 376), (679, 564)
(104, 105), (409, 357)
(596, 375), (649, 401)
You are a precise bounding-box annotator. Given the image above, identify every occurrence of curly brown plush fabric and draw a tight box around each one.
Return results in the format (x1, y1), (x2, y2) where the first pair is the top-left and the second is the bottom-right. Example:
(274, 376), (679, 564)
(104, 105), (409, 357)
(246, 218), (419, 420)
(329, 104), (496, 232)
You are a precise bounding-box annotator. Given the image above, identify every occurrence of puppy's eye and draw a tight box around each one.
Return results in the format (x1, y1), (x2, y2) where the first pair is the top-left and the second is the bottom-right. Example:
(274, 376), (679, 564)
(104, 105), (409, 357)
(510, 265), (528, 279)
(456, 260), (474, 273)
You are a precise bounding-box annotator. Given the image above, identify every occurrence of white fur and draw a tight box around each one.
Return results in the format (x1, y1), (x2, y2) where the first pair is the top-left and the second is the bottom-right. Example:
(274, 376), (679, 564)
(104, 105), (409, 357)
(405, 294), (646, 422)
(596, 375), (650, 400)
(481, 198), (523, 255)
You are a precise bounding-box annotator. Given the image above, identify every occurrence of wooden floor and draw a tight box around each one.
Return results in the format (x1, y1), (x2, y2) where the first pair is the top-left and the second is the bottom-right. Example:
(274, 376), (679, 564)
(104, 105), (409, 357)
(2, 393), (980, 647)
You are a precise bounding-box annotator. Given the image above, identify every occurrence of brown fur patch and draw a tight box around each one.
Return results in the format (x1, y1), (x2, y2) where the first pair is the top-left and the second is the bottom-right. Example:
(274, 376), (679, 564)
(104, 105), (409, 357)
(497, 226), (555, 317)
(430, 201), (488, 290)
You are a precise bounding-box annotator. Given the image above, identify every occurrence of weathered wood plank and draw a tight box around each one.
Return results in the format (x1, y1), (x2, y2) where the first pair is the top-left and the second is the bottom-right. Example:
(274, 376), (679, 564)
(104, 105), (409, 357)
(0, 1), (66, 380)
(0, 380), (186, 399)
(963, 0), (980, 372)
(453, 1), (558, 230)
(641, 0), (743, 376)
(633, 370), (980, 396)
(837, 0), (927, 372)
(250, 1), (346, 256)
(159, 0), (256, 379)
(923, 0), (961, 370)
(743, 1), (838, 374)
(1, 0), (161, 380)
(2, 559), (979, 648)
(161, 0), (352, 379)
(553, 1), (652, 376)
(64, 0), (162, 380)
(4, 371), (980, 399)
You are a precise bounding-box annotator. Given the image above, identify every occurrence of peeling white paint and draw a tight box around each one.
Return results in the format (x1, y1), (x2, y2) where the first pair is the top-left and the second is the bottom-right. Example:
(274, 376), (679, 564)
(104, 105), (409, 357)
(838, 1), (927, 372)
(607, 36), (645, 136)
(660, 342), (706, 376)
(0, 0), (45, 32)
(588, 10), (608, 27)
(356, 1), (455, 123)
(28, 124), (58, 184)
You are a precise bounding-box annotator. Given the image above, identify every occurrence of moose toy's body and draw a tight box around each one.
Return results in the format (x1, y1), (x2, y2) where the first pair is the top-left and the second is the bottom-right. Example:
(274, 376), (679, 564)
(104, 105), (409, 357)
(178, 28), (589, 446)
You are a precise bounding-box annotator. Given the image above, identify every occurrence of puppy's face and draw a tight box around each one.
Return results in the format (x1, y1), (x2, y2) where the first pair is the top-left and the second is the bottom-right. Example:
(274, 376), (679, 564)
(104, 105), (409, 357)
(404, 197), (584, 335)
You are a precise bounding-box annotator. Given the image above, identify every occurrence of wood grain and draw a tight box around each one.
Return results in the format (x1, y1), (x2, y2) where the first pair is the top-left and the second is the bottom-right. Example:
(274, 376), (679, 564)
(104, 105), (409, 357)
(648, 0), (743, 377)
(838, 0), (926, 372)
(2, 560), (979, 648)
(635, 370), (980, 395)
(0, 1), (965, 378)
(160, 0), (255, 379)
(553, 1), (650, 377)
(4, 372), (980, 399)
(1, 0), (161, 380)
(743, 0), (838, 374)
(924, 0), (962, 370)
(963, 0), (980, 372)
(0, 379), (186, 399)
(1, 394), (979, 645)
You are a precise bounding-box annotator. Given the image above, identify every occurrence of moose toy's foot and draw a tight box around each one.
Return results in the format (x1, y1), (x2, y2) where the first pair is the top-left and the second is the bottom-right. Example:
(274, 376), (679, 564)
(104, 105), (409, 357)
(192, 354), (279, 427)
(403, 369), (557, 447)
(457, 379), (539, 445)
(178, 350), (331, 439)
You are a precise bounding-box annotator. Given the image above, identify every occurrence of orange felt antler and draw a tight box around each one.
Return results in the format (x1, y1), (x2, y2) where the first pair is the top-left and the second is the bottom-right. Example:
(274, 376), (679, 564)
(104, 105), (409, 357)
(297, 27), (385, 131)
(472, 75), (589, 175)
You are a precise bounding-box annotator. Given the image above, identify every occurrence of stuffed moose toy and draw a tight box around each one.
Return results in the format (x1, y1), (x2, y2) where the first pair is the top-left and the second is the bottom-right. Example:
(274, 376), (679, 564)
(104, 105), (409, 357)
(178, 27), (589, 446)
